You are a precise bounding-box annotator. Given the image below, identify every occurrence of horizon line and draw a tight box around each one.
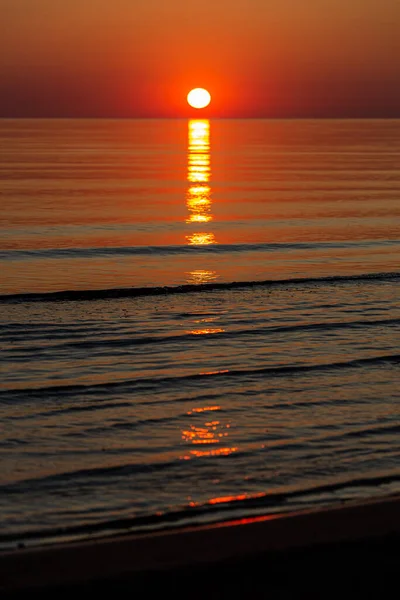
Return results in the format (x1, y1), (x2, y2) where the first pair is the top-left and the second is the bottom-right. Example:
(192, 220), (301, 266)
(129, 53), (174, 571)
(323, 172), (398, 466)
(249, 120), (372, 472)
(1, 115), (400, 120)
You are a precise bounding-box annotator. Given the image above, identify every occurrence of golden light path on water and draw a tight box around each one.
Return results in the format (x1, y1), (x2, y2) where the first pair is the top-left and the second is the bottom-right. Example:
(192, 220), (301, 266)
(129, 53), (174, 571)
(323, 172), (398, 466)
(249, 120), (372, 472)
(186, 120), (213, 229)
(186, 119), (218, 285)
(181, 405), (237, 461)
(182, 123), (236, 463)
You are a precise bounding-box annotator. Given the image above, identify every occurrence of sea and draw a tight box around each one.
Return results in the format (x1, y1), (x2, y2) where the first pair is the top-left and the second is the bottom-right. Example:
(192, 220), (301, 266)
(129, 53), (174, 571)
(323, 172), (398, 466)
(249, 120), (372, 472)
(0, 118), (399, 549)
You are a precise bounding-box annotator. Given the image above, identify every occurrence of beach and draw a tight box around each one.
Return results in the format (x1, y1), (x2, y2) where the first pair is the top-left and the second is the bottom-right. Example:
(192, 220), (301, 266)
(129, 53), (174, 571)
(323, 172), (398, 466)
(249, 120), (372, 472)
(1, 495), (399, 598)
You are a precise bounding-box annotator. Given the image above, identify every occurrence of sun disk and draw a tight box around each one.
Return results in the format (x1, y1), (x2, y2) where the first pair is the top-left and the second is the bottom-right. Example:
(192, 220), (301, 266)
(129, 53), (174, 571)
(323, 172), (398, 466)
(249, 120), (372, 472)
(187, 88), (211, 109)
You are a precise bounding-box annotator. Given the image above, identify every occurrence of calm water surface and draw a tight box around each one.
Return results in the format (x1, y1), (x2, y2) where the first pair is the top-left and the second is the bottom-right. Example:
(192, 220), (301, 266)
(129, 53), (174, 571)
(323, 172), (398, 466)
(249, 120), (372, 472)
(0, 120), (399, 547)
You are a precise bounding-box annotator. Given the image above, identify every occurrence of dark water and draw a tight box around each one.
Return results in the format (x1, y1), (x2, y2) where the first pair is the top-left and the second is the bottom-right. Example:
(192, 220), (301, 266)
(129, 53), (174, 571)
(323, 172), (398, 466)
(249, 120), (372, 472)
(0, 119), (399, 548)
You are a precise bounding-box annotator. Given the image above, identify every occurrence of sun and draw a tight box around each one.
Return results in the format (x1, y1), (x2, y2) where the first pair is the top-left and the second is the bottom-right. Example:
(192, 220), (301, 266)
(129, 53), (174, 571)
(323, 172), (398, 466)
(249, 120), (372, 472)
(187, 88), (211, 109)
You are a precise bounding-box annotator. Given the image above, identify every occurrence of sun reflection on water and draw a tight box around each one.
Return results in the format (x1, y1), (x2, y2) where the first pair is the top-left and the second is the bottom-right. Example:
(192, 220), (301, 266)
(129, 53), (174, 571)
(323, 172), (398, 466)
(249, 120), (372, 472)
(188, 328), (225, 335)
(186, 269), (218, 285)
(186, 119), (214, 231)
(181, 406), (237, 460)
(186, 119), (219, 281)
(186, 232), (216, 246)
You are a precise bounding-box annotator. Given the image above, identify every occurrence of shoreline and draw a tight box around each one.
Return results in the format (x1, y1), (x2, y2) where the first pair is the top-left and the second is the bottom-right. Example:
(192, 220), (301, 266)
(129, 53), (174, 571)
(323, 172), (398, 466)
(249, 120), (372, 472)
(1, 494), (399, 597)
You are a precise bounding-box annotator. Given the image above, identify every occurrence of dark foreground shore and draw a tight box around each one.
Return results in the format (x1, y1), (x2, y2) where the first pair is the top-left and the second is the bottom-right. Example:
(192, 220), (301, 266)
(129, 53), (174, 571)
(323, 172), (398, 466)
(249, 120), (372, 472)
(1, 495), (399, 599)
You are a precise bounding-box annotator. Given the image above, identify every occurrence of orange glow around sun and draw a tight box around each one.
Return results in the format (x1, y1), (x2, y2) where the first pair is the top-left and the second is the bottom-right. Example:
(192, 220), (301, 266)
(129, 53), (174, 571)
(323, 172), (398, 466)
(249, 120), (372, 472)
(187, 88), (211, 109)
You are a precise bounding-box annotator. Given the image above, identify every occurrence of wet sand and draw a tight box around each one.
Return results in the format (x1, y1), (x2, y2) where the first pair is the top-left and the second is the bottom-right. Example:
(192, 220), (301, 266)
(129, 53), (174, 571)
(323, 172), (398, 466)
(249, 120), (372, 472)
(1, 495), (399, 598)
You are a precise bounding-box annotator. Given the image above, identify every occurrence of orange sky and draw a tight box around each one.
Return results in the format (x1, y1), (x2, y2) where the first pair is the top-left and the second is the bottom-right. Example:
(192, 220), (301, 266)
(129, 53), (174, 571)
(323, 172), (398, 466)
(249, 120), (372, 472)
(1, 0), (399, 117)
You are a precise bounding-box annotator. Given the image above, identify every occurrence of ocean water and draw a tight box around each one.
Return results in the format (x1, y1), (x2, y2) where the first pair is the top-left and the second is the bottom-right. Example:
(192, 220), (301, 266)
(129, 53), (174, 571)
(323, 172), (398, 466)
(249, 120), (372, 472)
(0, 119), (399, 548)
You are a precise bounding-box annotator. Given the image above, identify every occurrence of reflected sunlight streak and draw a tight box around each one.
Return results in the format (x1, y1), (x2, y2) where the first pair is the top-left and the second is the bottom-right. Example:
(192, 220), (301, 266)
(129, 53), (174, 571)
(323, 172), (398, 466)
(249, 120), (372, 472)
(186, 269), (218, 285)
(181, 409), (237, 460)
(186, 232), (216, 245)
(186, 119), (219, 282)
(187, 328), (225, 335)
(186, 120), (213, 229)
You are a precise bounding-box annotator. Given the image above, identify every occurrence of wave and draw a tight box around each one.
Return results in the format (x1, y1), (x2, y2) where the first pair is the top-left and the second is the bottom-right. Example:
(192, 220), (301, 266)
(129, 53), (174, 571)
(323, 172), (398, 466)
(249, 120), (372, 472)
(1, 470), (399, 545)
(1, 239), (399, 261)
(1, 271), (399, 303)
(3, 317), (399, 353)
(2, 353), (399, 399)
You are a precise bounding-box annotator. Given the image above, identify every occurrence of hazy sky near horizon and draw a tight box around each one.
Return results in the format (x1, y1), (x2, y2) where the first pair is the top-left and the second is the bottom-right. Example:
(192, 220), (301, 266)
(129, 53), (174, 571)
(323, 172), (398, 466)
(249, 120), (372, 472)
(1, 0), (399, 117)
